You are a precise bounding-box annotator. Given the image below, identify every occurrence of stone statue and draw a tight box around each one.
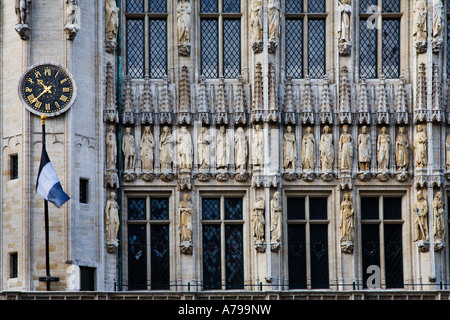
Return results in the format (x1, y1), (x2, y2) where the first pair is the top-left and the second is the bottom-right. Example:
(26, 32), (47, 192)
(160, 126), (173, 171)
(252, 124), (264, 168)
(320, 125), (334, 172)
(433, 191), (445, 243)
(283, 125), (296, 171)
(253, 197), (265, 243)
(377, 127), (390, 171)
(414, 124), (427, 169)
(105, 191), (120, 246)
(340, 192), (354, 244)
(106, 125), (117, 170)
(197, 127), (210, 170)
(432, 0), (444, 50)
(140, 126), (155, 171)
(337, 0), (352, 54)
(105, 0), (119, 41)
(302, 127), (315, 170)
(235, 127), (248, 171)
(64, 0), (81, 40)
(358, 126), (371, 171)
(250, 0), (263, 51)
(268, 0), (281, 42)
(339, 125), (353, 170)
(177, 0), (191, 55)
(216, 126), (230, 170)
(122, 127), (136, 171)
(396, 127), (409, 171)
(414, 190), (429, 242)
(413, 0), (427, 52)
(270, 191), (282, 244)
(15, 0), (31, 25)
(446, 134), (450, 171)
(177, 126), (193, 170)
(179, 193), (193, 243)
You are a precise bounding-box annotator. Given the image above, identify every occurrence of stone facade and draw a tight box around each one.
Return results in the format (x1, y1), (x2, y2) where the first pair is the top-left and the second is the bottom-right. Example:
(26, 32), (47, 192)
(1, 0), (450, 293)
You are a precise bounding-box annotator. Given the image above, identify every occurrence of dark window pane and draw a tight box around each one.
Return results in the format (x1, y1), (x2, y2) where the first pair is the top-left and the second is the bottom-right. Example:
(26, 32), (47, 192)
(201, 19), (219, 78)
(308, 0), (325, 13)
(149, 0), (166, 13)
(308, 19), (326, 78)
(361, 197), (379, 220)
(309, 197), (327, 220)
(10, 155), (18, 180)
(382, 0), (400, 13)
(384, 224), (403, 289)
(128, 224), (147, 290)
(79, 178), (88, 204)
(286, 0), (303, 13)
(80, 267), (95, 291)
(359, 19), (377, 79)
(310, 224), (329, 289)
(202, 198), (220, 220)
(286, 19), (303, 79)
(127, 0), (144, 13)
(359, 0), (377, 13)
(361, 224), (380, 289)
(223, 19), (241, 79)
(288, 224), (306, 289)
(128, 198), (146, 220)
(203, 225), (221, 290)
(287, 197), (305, 220)
(382, 19), (400, 78)
(223, 0), (240, 13)
(10, 253), (18, 278)
(447, 19), (450, 78)
(126, 19), (145, 78)
(225, 225), (244, 289)
(150, 198), (169, 220)
(225, 198), (242, 220)
(151, 224), (170, 290)
(201, 0), (218, 13)
(383, 197), (402, 220)
(149, 19), (167, 78)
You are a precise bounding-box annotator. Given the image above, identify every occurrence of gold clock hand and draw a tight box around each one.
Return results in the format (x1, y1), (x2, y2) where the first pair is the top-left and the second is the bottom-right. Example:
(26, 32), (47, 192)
(31, 86), (52, 104)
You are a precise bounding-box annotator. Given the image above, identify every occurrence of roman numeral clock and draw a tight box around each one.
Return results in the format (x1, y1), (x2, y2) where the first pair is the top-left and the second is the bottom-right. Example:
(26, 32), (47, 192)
(18, 63), (77, 117)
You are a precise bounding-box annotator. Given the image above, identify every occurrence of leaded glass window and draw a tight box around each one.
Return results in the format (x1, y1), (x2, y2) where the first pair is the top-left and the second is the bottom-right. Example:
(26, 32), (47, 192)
(287, 196), (329, 289)
(223, 19), (241, 78)
(359, 19), (377, 79)
(285, 19), (303, 79)
(126, 19), (145, 78)
(201, 19), (219, 79)
(447, 9), (450, 78)
(127, 196), (171, 290)
(307, 19), (326, 78)
(202, 196), (244, 290)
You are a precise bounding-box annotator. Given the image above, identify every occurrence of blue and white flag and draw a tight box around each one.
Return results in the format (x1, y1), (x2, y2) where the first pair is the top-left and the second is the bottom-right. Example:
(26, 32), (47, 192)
(36, 145), (70, 208)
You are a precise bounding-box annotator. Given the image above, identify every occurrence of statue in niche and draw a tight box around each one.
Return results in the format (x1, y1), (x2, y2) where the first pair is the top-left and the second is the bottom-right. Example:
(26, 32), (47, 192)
(177, 0), (191, 55)
(377, 127), (390, 171)
(446, 134), (450, 171)
(197, 127), (210, 170)
(413, 0), (427, 52)
(270, 191), (282, 244)
(177, 126), (193, 171)
(179, 193), (193, 243)
(15, 0), (31, 39)
(235, 127), (248, 171)
(64, 0), (81, 40)
(105, 191), (120, 248)
(413, 190), (429, 242)
(395, 127), (409, 171)
(253, 197), (265, 243)
(252, 124), (264, 168)
(339, 125), (353, 170)
(216, 126), (230, 170)
(433, 191), (445, 243)
(358, 126), (371, 171)
(337, 0), (352, 55)
(250, 0), (263, 52)
(106, 125), (117, 170)
(105, 0), (119, 41)
(302, 127), (315, 170)
(122, 127), (136, 171)
(320, 125), (334, 172)
(283, 125), (296, 171)
(340, 192), (354, 252)
(140, 126), (155, 171)
(159, 126), (174, 171)
(432, 0), (444, 51)
(268, 0), (280, 52)
(414, 124), (427, 169)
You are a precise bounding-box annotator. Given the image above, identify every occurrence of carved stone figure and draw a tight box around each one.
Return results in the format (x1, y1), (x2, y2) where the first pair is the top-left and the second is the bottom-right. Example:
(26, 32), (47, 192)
(270, 191), (282, 244)
(177, 0), (191, 55)
(340, 192), (354, 244)
(396, 127), (409, 171)
(283, 125), (296, 171)
(64, 0), (81, 40)
(253, 197), (265, 243)
(250, 0), (263, 51)
(105, 191), (120, 246)
(432, 0), (444, 51)
(197, 127), (210, 170)
(358, 126), (371, 171)
(179, 193), (193, 243)
(377, 127), (390, 171)
(414, 190), (429, 242)
(268, 0), (281, 46)
(433, 191), (445, 243)
(339, 125), (353, 170)
(122, 127), (136, 171)
(414, 124), (427, 169)
(140, 126), (155, 171)
(106, 125), (117, 170)
(302, 127), (315, 170)
(337, 0), (352, 55)
(320, 125), (334, 172)
(252, 124), (264, 168)
(177, 126), (193, 170)
(446, 134), (450, 171)
(15, 0), (31, 25)
(235, 127), (248, 171)
(105, 0), (119, 41)
(160, 126), (173, 171)
(216, 126), (230, 170)
(413, 0), (427, 52)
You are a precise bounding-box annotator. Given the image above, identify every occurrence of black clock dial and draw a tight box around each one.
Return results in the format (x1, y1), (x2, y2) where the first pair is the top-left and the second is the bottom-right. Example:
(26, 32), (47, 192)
(19, 64), (75, 116)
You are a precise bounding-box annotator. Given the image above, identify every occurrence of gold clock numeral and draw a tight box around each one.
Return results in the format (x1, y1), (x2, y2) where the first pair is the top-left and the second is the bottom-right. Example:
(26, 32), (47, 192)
(54, 70), (60, 78)
(60, 95), (68, 102)
(44, 68), (51, 76)
(62, 87), (70, 92)
(34, 100), (42, 108)
(55, 101), (61, 109)
(60, 78), (68, 84)
(27, 78), (34, 84)
(45, 103), (51, 111)
(27, 94), (35, 102)
(25, 87), (33, 93)
(34, 71), (41, 78)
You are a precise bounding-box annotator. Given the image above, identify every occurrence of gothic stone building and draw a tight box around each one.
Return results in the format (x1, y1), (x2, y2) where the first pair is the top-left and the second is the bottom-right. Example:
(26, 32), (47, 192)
(2, 0), (450, 296)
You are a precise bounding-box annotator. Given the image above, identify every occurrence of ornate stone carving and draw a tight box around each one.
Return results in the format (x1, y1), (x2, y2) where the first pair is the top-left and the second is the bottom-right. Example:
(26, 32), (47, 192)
(358, 77), (371, 125)
(283, 125), (296, 171)
(105, 191), (120, 253)
(15, 0), (31, 40)
(216, 125), (230, 171)
(179, 193), (193, 254)
(122, 76), (135, 125)
(301, 77), (314, 124)
(177, 0), (191, 56)
(234, 76), (248, 125)
(122, 127), (136, 172)
(358, 126), (371, 172)
(106, 125), (117, 170)
(105, 0), (119, 53)
(252, 124), (264, 169)
(446, 134), (450, 172)
(160, 126), (174, 172)
(339, 67), (352, 124)
(216, 77), (229, 124)
(197, 127), (210, 171)
(284, 76), (297, 124)
(270, 191), (282, 251)
(141, 77), (154, 125)
(235, 127), (248, 171)
(196, 76), (210, 124)
(251, 63), (264, 122)
(104, 62), (119, 123)
(320, 75), (333, 124)
(432, 0), (444, 52)
(337, 0), (352, 55)
(413, 0), (427, 53)
(432, 63), (443, 122)
(395, 76), (408, 125)
(377, 127), (390, 172)
(340, 192), (354, 253)
(268, 0), (281, 53)
(250, 0), (263, 53)
(253, 197), (266, 252)
(339, 125), (353, 171)
(414, 190), (429, 252)
(396, 126), (410, 172)
(64, 0), (81, 40)
(376, 75), (389, 124)
(302, 127), (315, 171)
(140, 126), (155, 172)
(415, 63), (427, 122)
(414, 124), (427, 169)
(320, 125), (334, 173)
(178, 66), (191, 125)
(433, 191), (445, 251)
(177, 126), (193, 171)
(158, 77), (173, 124)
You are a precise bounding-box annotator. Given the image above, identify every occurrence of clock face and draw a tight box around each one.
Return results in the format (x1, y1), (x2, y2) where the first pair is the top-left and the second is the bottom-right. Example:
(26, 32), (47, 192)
(19, 63), (76, 116)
